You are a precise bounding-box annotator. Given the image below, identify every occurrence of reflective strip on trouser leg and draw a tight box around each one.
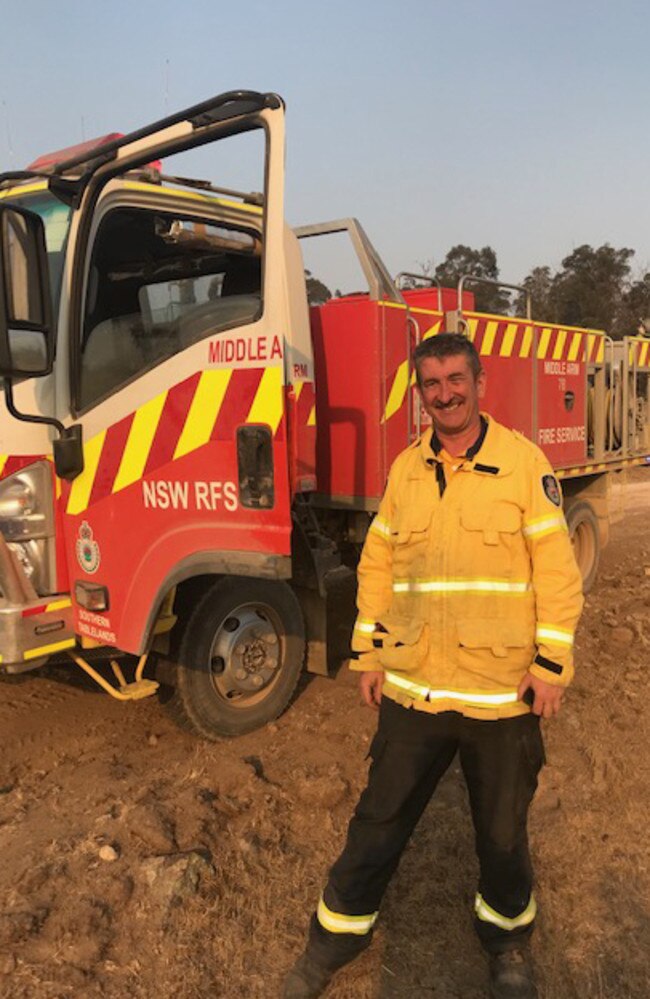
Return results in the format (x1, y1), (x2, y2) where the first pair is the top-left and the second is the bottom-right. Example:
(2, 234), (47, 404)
(474, 892), (537, 932)
(317, 896), (378, 936)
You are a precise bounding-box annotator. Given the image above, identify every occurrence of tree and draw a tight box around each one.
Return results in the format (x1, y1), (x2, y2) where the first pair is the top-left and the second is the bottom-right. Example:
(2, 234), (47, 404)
(613, 271), (650, 338)
(434, 245), (511, 313)
(551, 244), (634, 333)
(519, 244), (644, 337)
(304, 270), (331, 306)
(517, 266), (554, 321)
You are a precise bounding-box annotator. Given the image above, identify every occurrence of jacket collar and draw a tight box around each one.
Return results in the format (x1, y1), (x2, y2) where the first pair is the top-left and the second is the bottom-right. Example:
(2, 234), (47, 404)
(415, 414), (516, 478)
(430, 415), (488, 459)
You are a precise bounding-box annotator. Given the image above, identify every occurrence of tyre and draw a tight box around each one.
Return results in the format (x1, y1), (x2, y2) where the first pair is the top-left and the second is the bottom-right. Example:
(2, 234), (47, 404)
(565, 501), (600, 593)
(163, 577), (305, 739)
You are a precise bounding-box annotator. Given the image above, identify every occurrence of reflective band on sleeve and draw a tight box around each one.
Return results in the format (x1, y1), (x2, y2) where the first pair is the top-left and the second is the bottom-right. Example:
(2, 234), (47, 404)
(393, 578), (530, 594)
(317, 897), (378, 935)
(474, 892), (537, 931)
(523, 515), (567, 539)
(536, 625), (574, 647)
(369, 515), (391, 538)
(354, 618), (376, 635)
(384, 672), (520, 706)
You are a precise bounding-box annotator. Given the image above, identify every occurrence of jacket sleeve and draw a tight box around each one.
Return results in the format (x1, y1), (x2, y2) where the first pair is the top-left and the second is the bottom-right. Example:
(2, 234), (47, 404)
(348, 471), (397, 673)
(522, 455), (584, 686)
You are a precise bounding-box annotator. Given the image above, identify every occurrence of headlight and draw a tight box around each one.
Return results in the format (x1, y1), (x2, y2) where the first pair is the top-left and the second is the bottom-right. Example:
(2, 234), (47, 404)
(0, 479), (35, 518)
(0, 463), (55, 594)
(8, 541), (37, 579)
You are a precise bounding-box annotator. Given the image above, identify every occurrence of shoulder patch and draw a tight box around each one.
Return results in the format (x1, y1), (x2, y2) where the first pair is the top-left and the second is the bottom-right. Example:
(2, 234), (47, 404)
(542, 474), (562, 507)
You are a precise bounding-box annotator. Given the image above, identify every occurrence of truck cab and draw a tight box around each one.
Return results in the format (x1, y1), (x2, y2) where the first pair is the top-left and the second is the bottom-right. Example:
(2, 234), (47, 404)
(0, 91), (412, 739)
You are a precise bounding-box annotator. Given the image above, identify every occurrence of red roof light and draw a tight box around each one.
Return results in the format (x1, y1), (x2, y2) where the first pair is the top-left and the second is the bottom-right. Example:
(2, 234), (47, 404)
(27, 133), (124, 172)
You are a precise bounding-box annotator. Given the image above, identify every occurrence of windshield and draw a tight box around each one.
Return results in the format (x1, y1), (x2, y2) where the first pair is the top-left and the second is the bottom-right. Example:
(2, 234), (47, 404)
(10, 190), (72, 319)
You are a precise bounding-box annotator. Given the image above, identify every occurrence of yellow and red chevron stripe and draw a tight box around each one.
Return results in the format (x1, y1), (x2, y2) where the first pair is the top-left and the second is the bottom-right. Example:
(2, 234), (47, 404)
(66, 366), (284, 516)
(627, 337), (650, 368)
(381, 314), (610, 423)
(556, 455), (650, 478)
(465, 314), (606, 364)
(21, 597), (72, 617)
(382, 318), (442, 423)
(293, 380), (316, 427)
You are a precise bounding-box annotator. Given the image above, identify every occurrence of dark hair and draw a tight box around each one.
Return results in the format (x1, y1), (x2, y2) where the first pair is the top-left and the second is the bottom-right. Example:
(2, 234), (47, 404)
(413, 333), (482, 384)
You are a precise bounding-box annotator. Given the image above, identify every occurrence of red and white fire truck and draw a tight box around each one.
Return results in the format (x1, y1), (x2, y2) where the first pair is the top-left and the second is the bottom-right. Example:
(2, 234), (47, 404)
(0, 90), (647, 738)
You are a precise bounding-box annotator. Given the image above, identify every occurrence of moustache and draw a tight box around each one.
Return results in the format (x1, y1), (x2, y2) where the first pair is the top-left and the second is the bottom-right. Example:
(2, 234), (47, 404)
(433, 399), (464, 410)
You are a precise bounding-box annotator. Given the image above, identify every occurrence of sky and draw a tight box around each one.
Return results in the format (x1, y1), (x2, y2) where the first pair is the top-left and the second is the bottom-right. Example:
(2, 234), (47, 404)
(1, 0), (650, 295)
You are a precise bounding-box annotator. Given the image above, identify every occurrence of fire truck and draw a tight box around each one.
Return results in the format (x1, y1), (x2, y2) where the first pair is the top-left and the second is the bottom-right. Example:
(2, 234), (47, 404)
(0, 90), (647, 738)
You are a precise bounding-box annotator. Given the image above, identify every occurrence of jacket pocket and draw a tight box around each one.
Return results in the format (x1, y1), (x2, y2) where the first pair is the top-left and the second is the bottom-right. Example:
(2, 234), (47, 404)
(457, 618), (530, 657)
(390, 512), (432, 576)
(391, 511), (432, 546)
(460, 502), (521, 546)
(376, 617), (428, 674)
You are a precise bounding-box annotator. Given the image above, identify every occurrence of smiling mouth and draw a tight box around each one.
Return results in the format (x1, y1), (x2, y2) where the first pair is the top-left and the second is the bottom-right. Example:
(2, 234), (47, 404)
(434, 400), (463, 411)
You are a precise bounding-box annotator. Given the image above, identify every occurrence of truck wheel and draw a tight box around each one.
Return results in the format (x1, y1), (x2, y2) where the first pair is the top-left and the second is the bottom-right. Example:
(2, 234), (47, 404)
(163, 577), (305, 739)
(565, 501), (600, 593)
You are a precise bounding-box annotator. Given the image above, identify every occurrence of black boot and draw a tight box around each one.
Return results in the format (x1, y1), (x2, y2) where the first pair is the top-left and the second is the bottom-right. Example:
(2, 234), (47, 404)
(282, 953), (335, 999)
(489, 948), (538, 999)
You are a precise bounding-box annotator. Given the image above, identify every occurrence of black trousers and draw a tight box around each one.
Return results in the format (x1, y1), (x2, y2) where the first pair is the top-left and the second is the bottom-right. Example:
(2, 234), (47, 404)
(308, 697), (544, 968)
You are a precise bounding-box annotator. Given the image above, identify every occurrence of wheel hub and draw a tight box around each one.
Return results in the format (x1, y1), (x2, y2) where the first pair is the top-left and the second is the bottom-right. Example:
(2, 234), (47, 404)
(210, 608), (281, 701)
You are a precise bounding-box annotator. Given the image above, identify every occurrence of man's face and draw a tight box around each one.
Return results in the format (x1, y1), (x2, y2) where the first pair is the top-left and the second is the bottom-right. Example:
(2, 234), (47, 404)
(417, 353), (486, 437)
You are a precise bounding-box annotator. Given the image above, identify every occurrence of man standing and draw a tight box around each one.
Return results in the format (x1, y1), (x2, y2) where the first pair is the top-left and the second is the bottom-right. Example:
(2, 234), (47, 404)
(284, 333), (583, 999)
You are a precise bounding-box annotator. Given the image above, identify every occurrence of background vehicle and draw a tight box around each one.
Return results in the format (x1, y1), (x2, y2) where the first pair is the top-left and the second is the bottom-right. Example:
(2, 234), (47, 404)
(0, 90), (647, 738)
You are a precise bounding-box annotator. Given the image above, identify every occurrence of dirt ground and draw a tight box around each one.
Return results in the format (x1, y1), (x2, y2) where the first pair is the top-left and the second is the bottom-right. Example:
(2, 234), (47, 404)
(1, 477), (649, 999)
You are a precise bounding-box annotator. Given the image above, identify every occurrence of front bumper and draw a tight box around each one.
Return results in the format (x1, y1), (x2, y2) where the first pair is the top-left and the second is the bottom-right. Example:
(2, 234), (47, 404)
(0, 532), (75, 673)
(0, 596), (76, 673)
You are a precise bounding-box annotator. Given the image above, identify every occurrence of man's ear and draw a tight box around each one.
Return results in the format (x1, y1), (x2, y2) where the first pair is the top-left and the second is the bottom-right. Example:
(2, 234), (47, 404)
(477, 369), (487, 399)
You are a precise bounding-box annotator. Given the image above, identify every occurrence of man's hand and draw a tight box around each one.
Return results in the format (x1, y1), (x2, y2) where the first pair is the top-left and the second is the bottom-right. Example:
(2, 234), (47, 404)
(360, 670), (384, 710)
(518, 671), (564, 718)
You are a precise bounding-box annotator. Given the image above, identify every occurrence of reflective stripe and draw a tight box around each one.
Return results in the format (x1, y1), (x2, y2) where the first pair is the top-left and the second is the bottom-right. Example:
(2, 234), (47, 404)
(113, 391), (168, 494)
(354, 619), (376, 635)
(384, 672), (520, 706)
(369, 515), (391, 538)
(393, 579), (530, 594)
(536, 625), (574, 647)
(45, 598), (72, 612)
(317, 897), (378, 935)
(523, 515), (566, 539)
(246, 365), (284, 435)
(474, 893), (537, 931)
(24, 638), (76, 661)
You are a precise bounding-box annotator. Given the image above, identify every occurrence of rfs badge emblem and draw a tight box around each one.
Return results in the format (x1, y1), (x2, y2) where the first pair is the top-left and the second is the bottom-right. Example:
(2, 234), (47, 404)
(542, 474), (562, 507)
(76, 521), (101, 574)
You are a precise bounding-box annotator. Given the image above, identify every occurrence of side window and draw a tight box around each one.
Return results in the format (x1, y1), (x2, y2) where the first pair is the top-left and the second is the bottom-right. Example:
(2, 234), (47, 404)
(78, 207), (262, 410)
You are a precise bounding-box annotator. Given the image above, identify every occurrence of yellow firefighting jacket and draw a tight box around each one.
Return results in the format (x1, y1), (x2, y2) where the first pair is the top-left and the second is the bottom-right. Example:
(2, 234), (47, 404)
(350, 416), (584, 720)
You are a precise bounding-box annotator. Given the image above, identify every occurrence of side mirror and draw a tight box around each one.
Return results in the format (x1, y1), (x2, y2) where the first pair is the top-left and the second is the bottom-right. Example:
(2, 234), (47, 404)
(0, 204), (53, 378)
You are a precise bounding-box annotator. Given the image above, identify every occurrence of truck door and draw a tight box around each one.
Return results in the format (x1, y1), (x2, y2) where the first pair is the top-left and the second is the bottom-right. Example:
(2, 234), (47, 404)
(57, 93), (292, 655)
